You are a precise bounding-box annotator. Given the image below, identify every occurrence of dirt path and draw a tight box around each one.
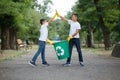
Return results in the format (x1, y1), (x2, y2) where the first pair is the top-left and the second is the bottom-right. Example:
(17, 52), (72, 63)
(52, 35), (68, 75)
(0, 45), (120, 80)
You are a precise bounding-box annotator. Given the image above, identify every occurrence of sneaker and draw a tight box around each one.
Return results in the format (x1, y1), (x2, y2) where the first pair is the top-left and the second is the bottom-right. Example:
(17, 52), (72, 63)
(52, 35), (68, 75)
(80, 62), (84, 67)
(29, 61), (37, 67)
(42, 62), (50, 67)
(63, 63), (71, 67)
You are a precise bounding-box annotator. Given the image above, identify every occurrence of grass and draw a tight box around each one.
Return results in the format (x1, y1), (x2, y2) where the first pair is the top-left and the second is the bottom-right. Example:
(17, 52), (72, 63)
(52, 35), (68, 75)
(32, 45), (38, 49)
(0, 45), (113, 62)
(0, 50), (28, 62)
(82, 47), (112, 56)
(0, 45), (38, 62)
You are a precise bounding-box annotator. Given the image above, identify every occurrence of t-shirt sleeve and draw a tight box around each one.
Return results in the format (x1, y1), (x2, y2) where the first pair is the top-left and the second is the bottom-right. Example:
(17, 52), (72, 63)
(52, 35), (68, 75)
(44, 22), (48, 27)
(68, 20), (72, 25)
(77, 23), (81, 30)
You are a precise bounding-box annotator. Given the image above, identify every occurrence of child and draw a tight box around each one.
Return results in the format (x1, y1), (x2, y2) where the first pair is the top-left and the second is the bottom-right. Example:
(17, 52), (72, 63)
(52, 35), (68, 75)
(29, 13), (56, 67)
(56, 11), (84, 67)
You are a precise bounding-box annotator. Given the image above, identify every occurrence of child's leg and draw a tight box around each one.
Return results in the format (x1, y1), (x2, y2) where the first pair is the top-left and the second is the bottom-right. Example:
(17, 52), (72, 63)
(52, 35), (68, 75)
(66, 39), (74, 63)
(32, 41), (45, 63)
(41, 42), (47, 63)
(75, 38), (83, 62)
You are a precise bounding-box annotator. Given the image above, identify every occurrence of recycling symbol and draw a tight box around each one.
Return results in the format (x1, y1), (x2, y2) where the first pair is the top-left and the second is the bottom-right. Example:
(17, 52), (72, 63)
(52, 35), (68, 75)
(56, 46), (64, 56)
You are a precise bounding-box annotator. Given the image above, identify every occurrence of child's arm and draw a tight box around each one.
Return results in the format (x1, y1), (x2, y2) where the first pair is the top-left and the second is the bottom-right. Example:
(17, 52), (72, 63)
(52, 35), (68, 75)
(72, 29), (80, 37)
(67, 29), (80, 41)
(56, 10), (68, 22)
(48, 13), (56, 24)
(48, 18), (53, 24)
(59, 16), (68, 22)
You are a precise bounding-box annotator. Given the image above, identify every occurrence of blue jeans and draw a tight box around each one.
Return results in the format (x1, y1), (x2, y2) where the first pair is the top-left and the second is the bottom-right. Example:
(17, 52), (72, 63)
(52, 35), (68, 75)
(32, 41), (46, 63)
(67, 38), (83, 63)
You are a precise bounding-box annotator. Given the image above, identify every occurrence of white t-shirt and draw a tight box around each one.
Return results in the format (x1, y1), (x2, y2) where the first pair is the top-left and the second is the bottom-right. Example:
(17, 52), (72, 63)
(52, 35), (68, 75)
(39, 22), (48, 41)
(68, 20), (81, 38)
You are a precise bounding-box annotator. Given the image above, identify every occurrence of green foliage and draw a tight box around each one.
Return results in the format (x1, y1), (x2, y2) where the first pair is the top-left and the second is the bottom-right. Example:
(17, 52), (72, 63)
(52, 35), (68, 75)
(98, 0), (120, 30)
(57, 20), (69, 40)
(33, 0), (52, 13)
(94, 27), (103, 42)
(47, 19), (68, 40)
(0, 0), (53, 47)
(0, 0), (32, 30)
(72, 0), (120, 45)
(47, 19), (70, 40)
(111, 22), (120, 42)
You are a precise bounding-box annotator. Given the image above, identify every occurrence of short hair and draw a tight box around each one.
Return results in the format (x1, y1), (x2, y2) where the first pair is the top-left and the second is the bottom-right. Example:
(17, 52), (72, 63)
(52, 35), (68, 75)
(40, 19), (45, 25)
(72, 13), (78, 18)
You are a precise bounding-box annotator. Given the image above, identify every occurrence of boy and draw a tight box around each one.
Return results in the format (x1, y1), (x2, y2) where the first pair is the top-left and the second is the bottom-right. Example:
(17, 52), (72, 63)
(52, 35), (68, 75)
(29, 14), (56, 67)
(57, 11), (84, 67)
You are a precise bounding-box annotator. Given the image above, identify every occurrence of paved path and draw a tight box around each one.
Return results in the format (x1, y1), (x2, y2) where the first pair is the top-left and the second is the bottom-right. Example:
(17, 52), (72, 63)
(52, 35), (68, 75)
(0, 45), (120, 80)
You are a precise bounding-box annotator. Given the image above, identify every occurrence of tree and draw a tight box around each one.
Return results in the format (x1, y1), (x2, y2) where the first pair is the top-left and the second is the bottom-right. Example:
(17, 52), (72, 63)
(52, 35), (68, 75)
(33, 0), (52, 13)
(0, 0), (53, 50)
(93, 0), (110, 50)
(72, 0), (97, 48)
(111, 0), (120, 43)
(72, 0), (120, 50)
(0, 0), (33, 50)
(26, 0), (53, 43)
(111, 0), (120, 57)
(94, 0), (120, 49)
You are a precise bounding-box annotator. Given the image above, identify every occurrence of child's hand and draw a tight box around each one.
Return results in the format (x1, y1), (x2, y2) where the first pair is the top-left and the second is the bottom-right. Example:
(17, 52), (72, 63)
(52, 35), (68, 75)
(56, 10), (60, 17)
(52, 12), (57, 19)
(67, 35), (73, 41)
(46, 39), (53, 45)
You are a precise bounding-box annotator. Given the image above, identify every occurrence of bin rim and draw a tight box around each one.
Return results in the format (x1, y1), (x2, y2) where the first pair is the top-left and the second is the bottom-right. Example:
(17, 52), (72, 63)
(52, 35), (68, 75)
(53, 40), (67, 44)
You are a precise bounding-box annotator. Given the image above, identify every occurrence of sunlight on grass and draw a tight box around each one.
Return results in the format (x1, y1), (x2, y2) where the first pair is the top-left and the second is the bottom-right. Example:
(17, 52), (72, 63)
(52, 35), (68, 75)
(0, 45), (39, 62)
(32, 45), (38, 49)
(0, 50), (28, 62)
(82, 47), (112, 56)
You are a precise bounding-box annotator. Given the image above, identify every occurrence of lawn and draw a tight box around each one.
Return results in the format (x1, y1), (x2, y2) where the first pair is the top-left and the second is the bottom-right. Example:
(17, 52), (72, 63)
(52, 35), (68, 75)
(0, 50), (28, 62)
(82, 47), (112, 57)
(0, 45), (113, 62)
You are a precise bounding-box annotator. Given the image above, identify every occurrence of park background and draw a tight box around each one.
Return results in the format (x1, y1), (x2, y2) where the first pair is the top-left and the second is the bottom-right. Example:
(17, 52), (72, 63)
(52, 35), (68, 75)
(0, 0), (120, 59)
(0, 1), (120, 80)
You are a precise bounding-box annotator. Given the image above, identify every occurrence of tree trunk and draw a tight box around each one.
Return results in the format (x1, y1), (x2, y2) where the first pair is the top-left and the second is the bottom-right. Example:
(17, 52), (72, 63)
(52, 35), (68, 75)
(0, 27), (1, 39)
(99, 16), (110, 50)
(1, 26), (18, 50)
(111, 43), (120, 58)
(86, 22), (95, 48)
(0, 27), (1, 50)
(1, 27), (10, 50)
(119, 0), (120, 6)
(9, 28), (16, 49)
(15, 33), (18, 50)
(94, 0), (110, 50)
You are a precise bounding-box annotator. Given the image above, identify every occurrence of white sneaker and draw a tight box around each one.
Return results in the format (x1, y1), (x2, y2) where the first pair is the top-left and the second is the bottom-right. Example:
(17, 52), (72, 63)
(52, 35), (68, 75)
(80, 62), (84, 67)
(29, 61), (37, 67)
(63, 63), (71, 67)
